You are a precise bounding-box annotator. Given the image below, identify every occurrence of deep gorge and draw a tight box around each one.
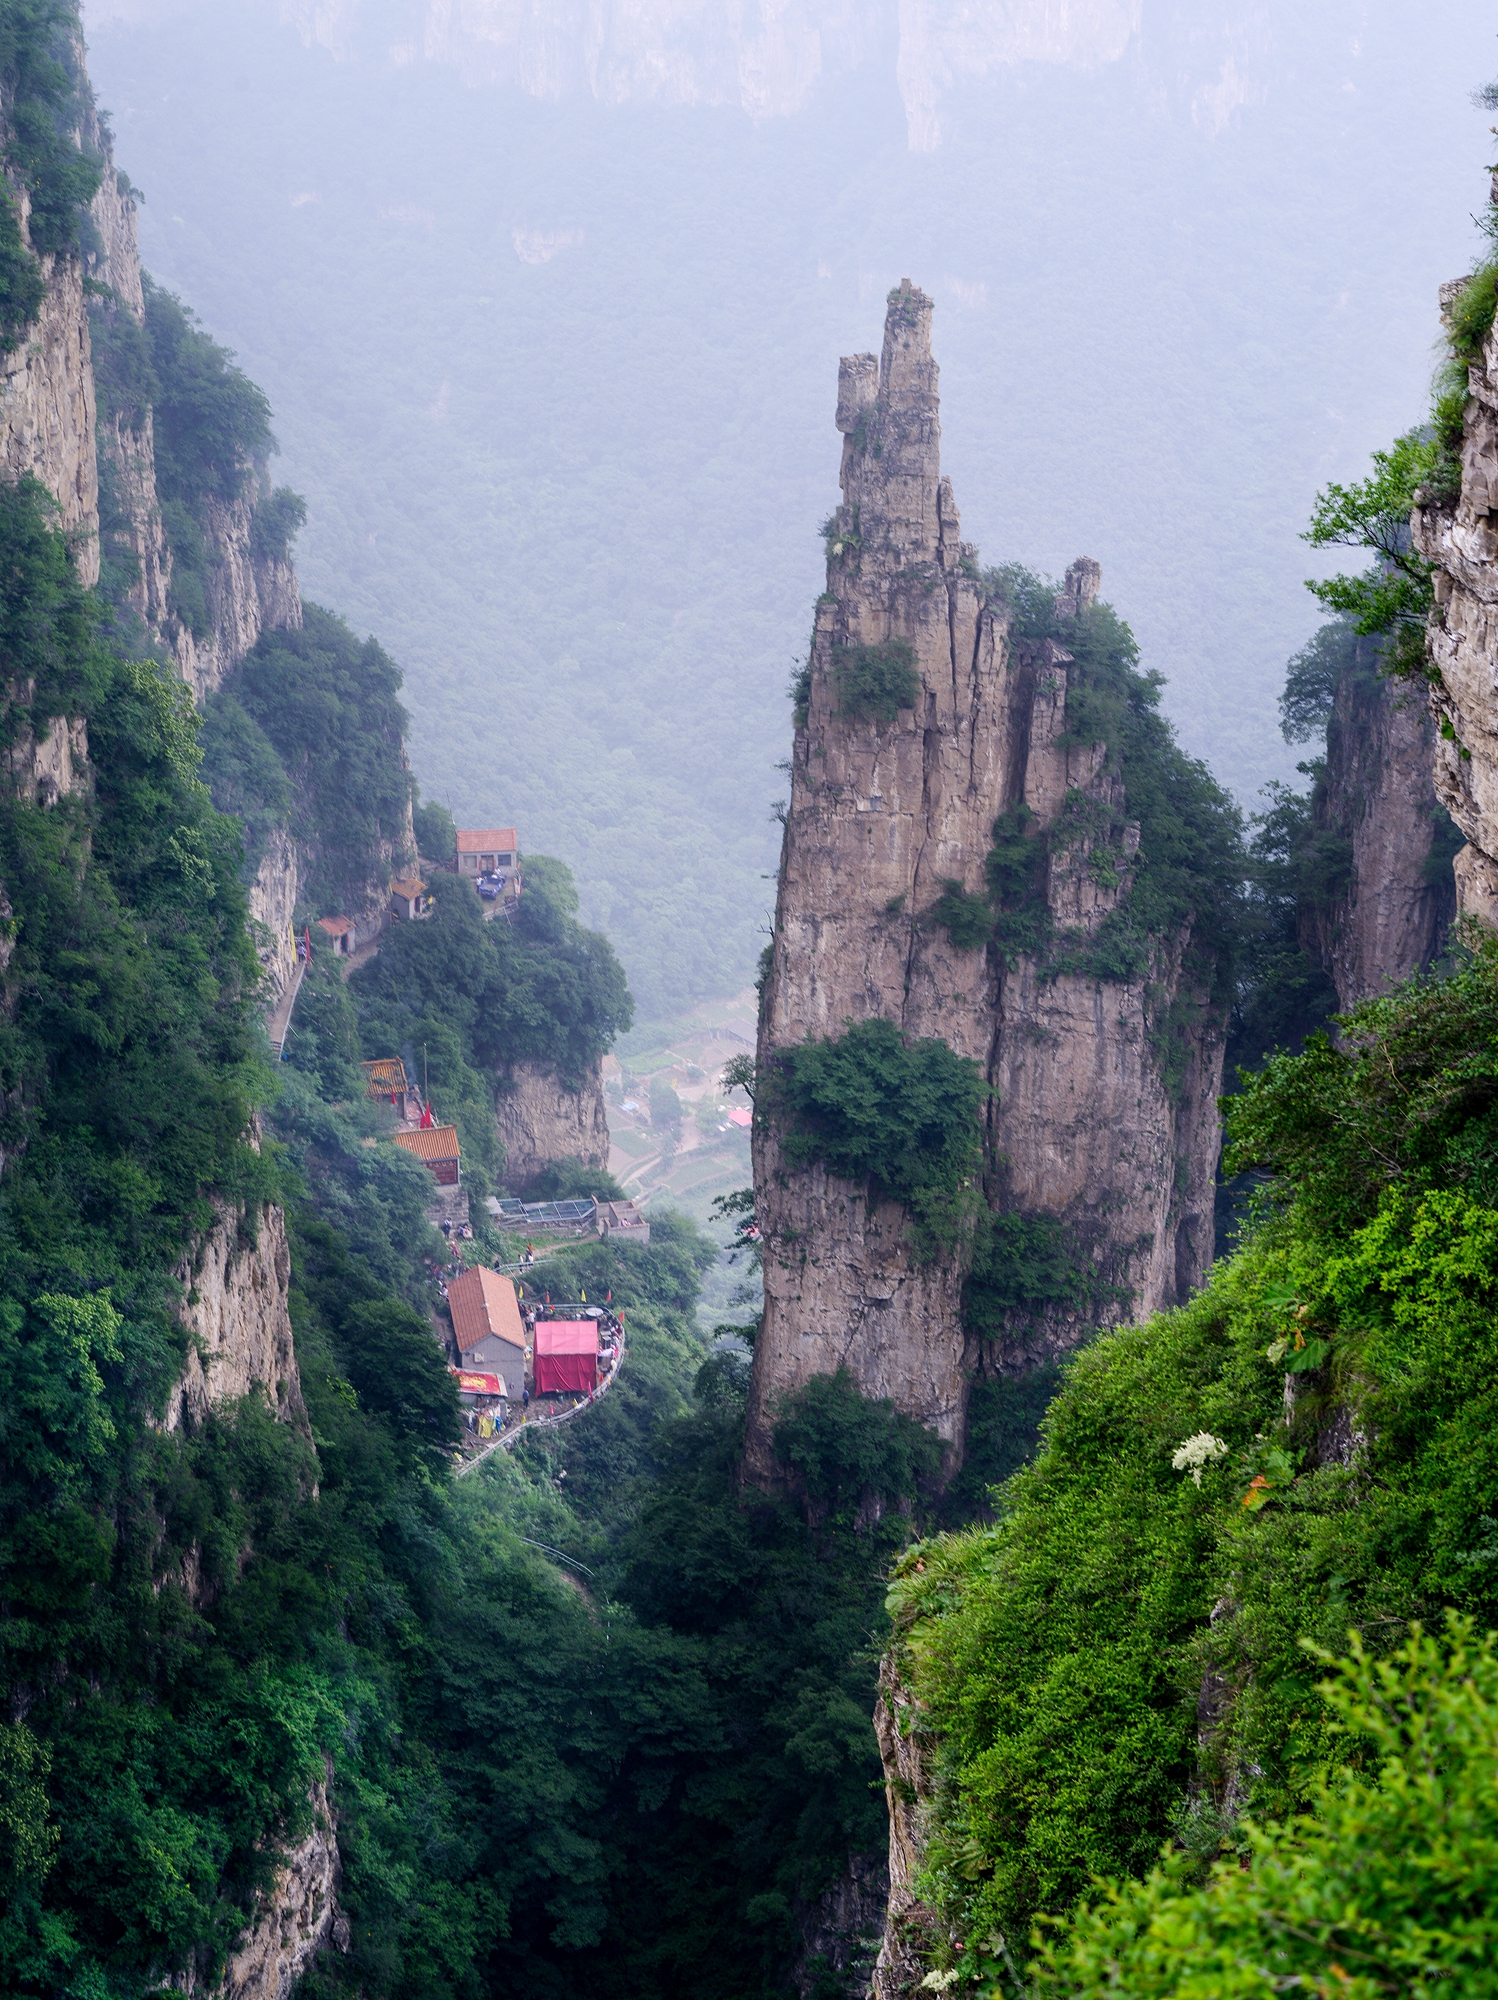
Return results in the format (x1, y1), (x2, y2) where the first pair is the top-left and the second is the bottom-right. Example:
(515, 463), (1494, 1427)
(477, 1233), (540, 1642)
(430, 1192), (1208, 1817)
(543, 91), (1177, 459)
(5, 7), (1498, 1999)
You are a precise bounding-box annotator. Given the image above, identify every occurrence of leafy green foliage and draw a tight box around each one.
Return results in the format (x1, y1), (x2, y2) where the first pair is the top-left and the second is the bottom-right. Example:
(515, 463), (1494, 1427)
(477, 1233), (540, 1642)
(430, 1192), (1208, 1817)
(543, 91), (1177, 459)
(770, 1017), (987, 1249)
(249, 485), (306, 565)
(517, 1157), (627, 1202)
(144, 276), (274, 506)
(833, 638), (920, 721)
(885, 941), (1498, 1989)
(211, 604), (412, 914)
(1048, 602), (1244, 990)
(352, 858), (632, 1107)
(0, 0), (101, 260)
(1224, 931), (1498, 1238)
(1302, 429), (1436, 673)
(1227, 778), (1340, 1077)
(772, 1366), (942, 1521)
(930, 879), (995, 950)
(963, 1211), (1125, 1346)
(0, 186), (43, 353)
(1278, 618), (1356, 744)
(411, 792), (455, 865)
(196, 690), (291, 874)
(944, 582), (1245, 989)
(1033, 1621), (1498, 1999)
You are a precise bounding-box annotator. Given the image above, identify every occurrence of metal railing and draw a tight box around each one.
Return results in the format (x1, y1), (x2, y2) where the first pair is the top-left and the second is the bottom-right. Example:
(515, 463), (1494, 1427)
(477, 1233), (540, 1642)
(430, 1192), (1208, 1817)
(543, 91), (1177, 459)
(452, 1333), (626, 1478)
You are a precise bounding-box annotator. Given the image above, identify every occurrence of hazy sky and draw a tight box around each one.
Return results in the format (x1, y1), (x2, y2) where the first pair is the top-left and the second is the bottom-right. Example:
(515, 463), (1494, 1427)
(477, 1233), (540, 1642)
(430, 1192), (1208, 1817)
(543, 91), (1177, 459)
(82, 0), (1498, 1014)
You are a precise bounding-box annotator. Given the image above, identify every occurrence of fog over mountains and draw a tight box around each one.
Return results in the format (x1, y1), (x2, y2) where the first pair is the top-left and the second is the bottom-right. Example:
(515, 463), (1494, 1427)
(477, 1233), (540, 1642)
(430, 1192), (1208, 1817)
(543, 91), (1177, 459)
(82, 0), (1496, 1015)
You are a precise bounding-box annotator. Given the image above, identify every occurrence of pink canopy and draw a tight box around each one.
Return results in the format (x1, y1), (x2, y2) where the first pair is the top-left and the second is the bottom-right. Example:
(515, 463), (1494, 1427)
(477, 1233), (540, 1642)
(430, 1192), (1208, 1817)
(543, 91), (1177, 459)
(534, 1319), (599, 1395)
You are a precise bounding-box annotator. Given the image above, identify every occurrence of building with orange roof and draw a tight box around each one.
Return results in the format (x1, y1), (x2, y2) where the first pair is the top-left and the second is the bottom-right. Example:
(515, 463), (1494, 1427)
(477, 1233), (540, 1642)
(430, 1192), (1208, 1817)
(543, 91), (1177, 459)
(360, 1057), (408, 1100)
(447, 1267), (526, 1395)
(455, 829), (518, 878)
(389, 877), (430, 921)
(318, 915), (355, 957)
(391, 1123), (461, 1186)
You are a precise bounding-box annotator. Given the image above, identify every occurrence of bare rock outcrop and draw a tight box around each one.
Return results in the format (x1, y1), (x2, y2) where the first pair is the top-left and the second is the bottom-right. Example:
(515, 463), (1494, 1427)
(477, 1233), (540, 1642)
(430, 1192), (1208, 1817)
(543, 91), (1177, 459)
(1414, 285), (1498, 924)
(0, 169), (98, 579)
(170, 1774), (346, 2000)
(250, 826), (302, 998)
(495, 1059), (610, 1185)
(870, 1650), (938, 2000)
(745, 285), (1226, 1476)
(164, 1199), (308, 1435)
(1299, 637), (1454, 1010)
(84, 142), (304, 699)
(5, 703), (89, 807)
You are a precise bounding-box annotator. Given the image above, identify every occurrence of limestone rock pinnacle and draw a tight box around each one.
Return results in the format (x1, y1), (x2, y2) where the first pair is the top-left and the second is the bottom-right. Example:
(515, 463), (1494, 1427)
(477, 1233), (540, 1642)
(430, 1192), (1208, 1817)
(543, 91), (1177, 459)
(743, 286), (1227, 1485)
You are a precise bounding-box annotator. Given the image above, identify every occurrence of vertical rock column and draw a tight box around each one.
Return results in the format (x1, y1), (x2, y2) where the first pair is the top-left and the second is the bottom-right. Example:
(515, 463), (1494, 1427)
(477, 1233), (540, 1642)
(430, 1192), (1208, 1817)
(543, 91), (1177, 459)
(745, 285), (1229, 1481)
(745, 283), (1016, 1476)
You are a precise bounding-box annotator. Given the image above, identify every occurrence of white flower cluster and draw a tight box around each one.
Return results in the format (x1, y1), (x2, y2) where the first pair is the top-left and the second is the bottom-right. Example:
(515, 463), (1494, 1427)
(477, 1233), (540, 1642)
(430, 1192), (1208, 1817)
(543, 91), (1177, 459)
(1171, 1431), (1229, 1487)
(920, 1973), (960, 1993)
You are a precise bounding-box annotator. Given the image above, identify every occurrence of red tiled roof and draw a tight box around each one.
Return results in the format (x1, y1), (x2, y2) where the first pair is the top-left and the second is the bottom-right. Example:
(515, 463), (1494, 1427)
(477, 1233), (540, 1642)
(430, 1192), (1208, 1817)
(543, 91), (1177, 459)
(318, 915), (354, 937)
(360, 1058), (408, 1096)
(449, 1268), (525, 1355)
(389, 877), (426, 898)
(456, 828), (518, 853)
(391, 1124), (460, 1163)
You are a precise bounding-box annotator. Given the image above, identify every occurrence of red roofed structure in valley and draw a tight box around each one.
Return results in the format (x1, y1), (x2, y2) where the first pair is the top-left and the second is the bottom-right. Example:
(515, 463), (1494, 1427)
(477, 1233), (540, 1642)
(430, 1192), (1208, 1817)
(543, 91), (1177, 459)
(447, 1268), (526, 1397)
(534, 1320), (599, 1395)
(391, 1122), (461, 1185)
(455, 828), (517, 876)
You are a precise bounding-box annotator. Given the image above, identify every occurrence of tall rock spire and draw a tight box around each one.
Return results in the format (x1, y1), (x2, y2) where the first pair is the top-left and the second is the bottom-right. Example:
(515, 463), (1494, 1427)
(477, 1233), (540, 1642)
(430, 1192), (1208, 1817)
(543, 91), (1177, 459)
(743, 286), (1226, 1483)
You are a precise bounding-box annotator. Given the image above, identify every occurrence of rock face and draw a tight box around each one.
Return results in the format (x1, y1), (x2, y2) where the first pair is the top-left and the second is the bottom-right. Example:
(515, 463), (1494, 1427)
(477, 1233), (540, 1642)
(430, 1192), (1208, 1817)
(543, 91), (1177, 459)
(83, 132), (304, 701)
(164, 1198), (308, 1436)
(250, 827), (302, 999)
(0, 184), (98, 580)
(1414, 281), (1498, 928)
(174, 1774), (346, 2000)
(1300, 639), (1454, 1010)
(870, 1652), (938, 2000)
(495, 1059), (610, 1186)
(744, 285), (1226, 1476)
(5, 704), (90, 808)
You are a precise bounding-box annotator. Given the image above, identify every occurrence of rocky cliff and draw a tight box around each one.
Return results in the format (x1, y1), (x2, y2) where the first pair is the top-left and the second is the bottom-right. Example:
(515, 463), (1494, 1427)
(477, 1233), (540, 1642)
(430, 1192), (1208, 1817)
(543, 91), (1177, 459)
(1414, 275), (1498, 926)
(744, 285), (1227, 1478)
(83, 120), (304, 702)
(495, 1058), (611, 1187)
(1299, 640), (1455, 1011)
(0, 179), (98, 577)
(164, 1194), (308, 1436)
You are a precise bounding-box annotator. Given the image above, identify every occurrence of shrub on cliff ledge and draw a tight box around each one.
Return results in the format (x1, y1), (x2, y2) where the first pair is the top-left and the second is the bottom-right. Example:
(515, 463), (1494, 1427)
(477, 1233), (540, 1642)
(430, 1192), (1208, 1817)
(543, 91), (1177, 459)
(770, 1017), (986, 1250)
(834, 638), (920, 721)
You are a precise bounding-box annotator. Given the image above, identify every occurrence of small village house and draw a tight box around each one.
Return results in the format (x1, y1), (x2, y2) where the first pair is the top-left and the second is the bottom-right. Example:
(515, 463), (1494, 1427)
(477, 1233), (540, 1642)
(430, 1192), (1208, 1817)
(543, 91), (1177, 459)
(360, 1057), (408, 1103)
(318, 915), (355, 957)
(456, 828), (518, 878)
(391, 1122), (461, 1185)
(597, 1199), (650, 1247)
(389, 877), (430, 921)
(448, 1269), (527, 1396)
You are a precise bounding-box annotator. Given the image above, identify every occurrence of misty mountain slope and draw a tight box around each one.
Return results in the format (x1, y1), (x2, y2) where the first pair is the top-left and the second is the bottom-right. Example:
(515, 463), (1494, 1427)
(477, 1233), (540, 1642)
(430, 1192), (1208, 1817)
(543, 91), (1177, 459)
(83, 0), (1494, 1014)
